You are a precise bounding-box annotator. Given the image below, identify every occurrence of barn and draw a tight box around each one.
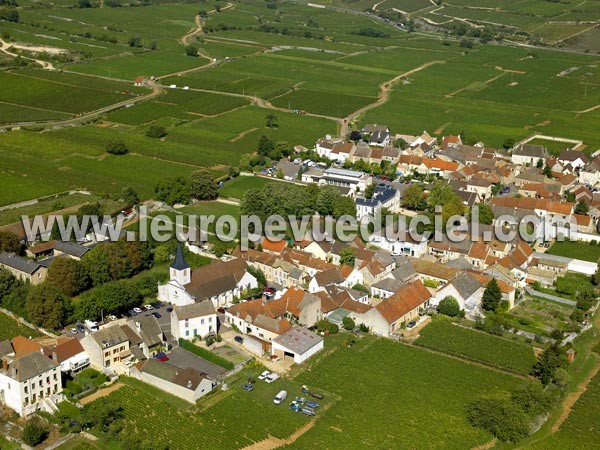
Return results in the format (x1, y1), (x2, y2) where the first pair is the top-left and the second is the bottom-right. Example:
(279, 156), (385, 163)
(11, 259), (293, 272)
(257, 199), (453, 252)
(271, 327), (323, 364)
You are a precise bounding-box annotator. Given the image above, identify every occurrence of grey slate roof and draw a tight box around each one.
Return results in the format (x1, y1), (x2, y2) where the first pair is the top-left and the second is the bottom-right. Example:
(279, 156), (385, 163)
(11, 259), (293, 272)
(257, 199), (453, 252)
(0, 252), (41, 275)
(54, 241), (90, 258)
(91, 325), (129, 348)
(273, 326), (323, 355)
(452, 273), (483, 300)
(171, 243), (189, 271)
(513, 144), (546, 158)
(8, 352), (58, 382)
(175, 301), (216, 320)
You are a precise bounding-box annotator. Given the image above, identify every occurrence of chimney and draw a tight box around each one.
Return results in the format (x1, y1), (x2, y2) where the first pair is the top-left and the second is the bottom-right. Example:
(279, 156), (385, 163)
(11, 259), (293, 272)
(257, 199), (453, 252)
(187, 380), (192, 389)
(51, 351), (58, 362)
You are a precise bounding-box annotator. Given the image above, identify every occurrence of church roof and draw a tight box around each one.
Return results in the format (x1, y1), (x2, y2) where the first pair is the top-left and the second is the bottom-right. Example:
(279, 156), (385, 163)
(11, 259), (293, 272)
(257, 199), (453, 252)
(171, 243), (189, 271)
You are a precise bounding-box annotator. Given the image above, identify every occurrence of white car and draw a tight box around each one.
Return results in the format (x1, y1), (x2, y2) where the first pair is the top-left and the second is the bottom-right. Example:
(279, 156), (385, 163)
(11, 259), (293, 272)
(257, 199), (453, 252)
(133, 307), (143, 314)
(265, 373), (280, 383)
(144, 304), (154, 310)
(258, 370), (271, 381)
(109, 315), (117, 321)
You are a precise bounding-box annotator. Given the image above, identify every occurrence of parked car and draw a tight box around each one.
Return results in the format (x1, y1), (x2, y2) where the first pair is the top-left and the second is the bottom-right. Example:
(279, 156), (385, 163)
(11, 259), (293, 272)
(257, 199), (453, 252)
(273, 390), (287, 405)
(305, 400), (319, 408)
(144, 304), (154, 310)
(77, 324), (85, 332)
(265, 373), (280, 383)
(70, 327), (78, 334)
(263, 287), (276, 298)
(270, 354), (281, 362)
(301, 406), (315, 416)
(152, 312), (161, 318)
(154, 352), (169, 362)
(258, 370), (271, 380)
(310, 392), (324, 400)
(166, 307), (173, 313)
(407, 320), (417, 328)
(301, 385), (310, 394)
(108, 315), (117, 321)
(234, 336), (244, 344)
(289, 401), (302, 412)
(242, 383), (254, 392)
(133, 307), (143, 314)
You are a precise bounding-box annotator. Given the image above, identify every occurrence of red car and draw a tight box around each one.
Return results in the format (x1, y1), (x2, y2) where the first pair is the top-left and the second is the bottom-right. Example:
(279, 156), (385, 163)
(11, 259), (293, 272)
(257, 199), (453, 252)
(154, 352), (169, 362)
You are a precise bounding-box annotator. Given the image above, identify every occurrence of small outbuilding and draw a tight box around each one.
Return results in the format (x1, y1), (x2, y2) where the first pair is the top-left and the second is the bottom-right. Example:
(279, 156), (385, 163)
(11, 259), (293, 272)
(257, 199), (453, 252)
(271, 327), (323, 364)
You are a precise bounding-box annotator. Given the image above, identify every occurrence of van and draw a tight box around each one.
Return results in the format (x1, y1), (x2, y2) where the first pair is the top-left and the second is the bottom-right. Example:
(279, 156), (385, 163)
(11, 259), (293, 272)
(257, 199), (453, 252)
(273, 390), (287, 405)
(84, 320), (98, 332)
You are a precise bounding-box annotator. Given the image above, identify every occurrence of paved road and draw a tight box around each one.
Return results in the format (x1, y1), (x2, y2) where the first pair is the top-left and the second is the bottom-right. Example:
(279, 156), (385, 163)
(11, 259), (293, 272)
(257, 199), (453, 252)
(525, 287), (577, 307)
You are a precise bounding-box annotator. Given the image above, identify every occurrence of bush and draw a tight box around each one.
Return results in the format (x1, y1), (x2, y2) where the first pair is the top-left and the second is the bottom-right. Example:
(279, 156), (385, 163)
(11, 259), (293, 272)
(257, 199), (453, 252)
(342, 316), (355, 330)
(22, 417), (49, 446)
(315, 320), (339, 334)
(438, 296), (461, 317)
(146, 125), (166, 138)
(467, 398), (530, 442)
(106, 139), (128, 155)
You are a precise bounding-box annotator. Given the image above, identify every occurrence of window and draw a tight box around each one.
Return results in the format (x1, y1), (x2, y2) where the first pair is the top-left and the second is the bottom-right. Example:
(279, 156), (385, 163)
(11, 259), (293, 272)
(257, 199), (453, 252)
(208, 317), (212, 323)
(185, 330), (189, 337)
(193, 329), (197, 336)
(185, 319), (189, 328)
(201, 319), (204, 325)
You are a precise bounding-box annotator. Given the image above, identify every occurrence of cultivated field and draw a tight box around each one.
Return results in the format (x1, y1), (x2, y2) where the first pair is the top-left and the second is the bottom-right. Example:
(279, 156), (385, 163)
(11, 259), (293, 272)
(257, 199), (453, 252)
(415, 318), (537, 375)
(547, 241), (600, 263)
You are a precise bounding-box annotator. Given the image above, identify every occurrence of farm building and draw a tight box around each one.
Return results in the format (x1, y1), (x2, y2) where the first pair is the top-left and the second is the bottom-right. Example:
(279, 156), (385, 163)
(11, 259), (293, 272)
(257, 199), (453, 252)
(271, 327), (323, 364)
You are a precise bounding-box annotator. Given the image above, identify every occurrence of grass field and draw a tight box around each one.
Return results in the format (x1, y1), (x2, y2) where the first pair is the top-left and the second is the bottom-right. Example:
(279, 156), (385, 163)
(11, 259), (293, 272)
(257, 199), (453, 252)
(218, 176), (276, 199)
(415, 318), (537, 375)
(0, 312), (40, 340)
(546, 241), (600, 263)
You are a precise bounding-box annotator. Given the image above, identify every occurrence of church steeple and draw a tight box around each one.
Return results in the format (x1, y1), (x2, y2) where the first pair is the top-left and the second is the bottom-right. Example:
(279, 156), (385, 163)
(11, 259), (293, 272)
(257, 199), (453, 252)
(170, 243), (190, 285)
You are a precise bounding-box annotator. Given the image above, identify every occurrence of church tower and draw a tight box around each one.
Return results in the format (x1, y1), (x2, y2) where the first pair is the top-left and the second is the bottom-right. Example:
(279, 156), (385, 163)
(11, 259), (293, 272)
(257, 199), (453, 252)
(170, 243), (190, 286)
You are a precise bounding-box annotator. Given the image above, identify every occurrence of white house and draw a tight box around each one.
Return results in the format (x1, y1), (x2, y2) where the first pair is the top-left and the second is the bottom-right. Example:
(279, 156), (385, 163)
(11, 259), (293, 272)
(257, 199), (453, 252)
(511, 144), (546, 166)
(0, 346), (63, 417)
(171, 301), (217, 341)
(368, 226), (428, 258)
(271, 327), (324, 364)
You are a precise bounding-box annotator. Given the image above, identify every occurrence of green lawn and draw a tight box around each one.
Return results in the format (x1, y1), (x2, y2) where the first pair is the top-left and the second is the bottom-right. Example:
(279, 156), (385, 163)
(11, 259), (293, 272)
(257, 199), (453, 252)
(415, 318), (537, 375)
(218, 176), (276, 200)
(546, 241), (600, 263)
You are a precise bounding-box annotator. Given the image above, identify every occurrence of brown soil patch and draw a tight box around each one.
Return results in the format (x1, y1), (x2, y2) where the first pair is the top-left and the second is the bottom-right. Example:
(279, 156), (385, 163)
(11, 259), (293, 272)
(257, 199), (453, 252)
(471, 438), (497, 450)
(79, 382), (123, 405)
(509, 82), (519, 86)
(58, 166), (71, 171)
(96, 153), (110, 161)
(95, 122), (114, 128)
(434, 122), (449, 135)
(242, 421), (315, 450)
(535, 120), (551, 127)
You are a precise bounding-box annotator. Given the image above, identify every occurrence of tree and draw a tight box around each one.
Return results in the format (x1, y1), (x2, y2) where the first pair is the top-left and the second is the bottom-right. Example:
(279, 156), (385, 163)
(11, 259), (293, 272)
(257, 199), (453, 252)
(276, 168), (284, 179)
(316, 185), (340, 216)
(459, 38), (473, 49)
(22, 417), (49, 446)
(543, 164), (552, 178)
(0, 268), (16, 299)
(154, 177), (190, 205)
(349, 130), (361, 142)
(315, 320), (338, 334)
(0, 7), (18, 22)
(472, 203), (494, 225)
(393, 137), (407, 149)
(198, 10), (208, 18)
(265, 113), (278, 129)
(503, 138), (515, 149)
(333, 196), (356, 218)
(0, 231), (23, 254)
(482, 278), (502, 312)
(531, 344), (567, 386)
(27, 283), (66, 329)
(191, 168), (218, 200)
(467, 398), (530, 442)
(342, 316), (356, 330)
(127, 35), (142, 48)
(148, 40), (158, 50)
(77, 0), (91, 7)
(185, 45), (198, 56)
(75, 279), (142, 320)
(339, 247), (355, 267)
(257, 135), (274, 156)
(575, 200), (589, 215)
(510, 383), (552, 416)
(106, 139), (127, 155)
(438, 296), (461, 317)
(80, 397), (124, 433)
(592, 264), (600, 286)
(47, 257), (90, 297)
(146, 125), (166, 138)
(401, 184), (425, 210)
(121, 187), (139, 208)
(365, 183), (375, 199)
